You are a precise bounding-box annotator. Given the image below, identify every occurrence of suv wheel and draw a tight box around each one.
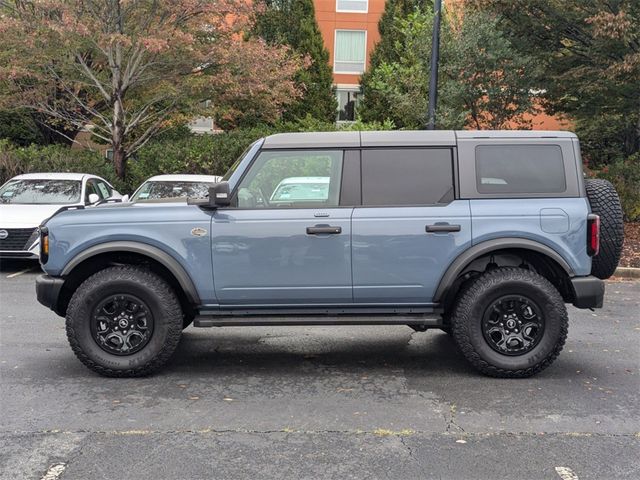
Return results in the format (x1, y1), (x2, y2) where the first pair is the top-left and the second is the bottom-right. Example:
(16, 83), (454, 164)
(66, 266), (183, 377)
(451, 268), (568, 378)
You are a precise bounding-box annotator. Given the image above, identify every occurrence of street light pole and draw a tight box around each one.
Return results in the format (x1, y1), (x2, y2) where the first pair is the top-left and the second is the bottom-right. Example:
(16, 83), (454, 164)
(426, 0), (442, 130)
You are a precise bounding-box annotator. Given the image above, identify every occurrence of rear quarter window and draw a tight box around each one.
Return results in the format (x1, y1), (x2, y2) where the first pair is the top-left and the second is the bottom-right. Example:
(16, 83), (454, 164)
(475, 145), (566, 194)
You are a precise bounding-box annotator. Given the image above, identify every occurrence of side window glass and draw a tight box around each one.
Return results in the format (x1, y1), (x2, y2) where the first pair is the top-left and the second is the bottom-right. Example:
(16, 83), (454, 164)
(85, 180), (98, 202)
(361, 149), (454, 206)
(475, 145), (566, 194)
(96, 181), (111, 199)
(236, 150), (343, 208)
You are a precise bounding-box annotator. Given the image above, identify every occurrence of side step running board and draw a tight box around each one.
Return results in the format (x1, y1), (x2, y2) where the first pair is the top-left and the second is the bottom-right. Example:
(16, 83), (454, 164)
(193, 315), (443, 328)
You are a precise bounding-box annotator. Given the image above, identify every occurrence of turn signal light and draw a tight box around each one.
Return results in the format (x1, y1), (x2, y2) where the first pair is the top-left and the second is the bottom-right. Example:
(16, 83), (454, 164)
(40, 227), (49, 263)
(587, 214), (600, 257)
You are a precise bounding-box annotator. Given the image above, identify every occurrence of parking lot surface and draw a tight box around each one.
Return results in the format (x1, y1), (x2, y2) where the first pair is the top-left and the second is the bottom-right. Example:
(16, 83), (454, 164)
(1, 260), (639, 479)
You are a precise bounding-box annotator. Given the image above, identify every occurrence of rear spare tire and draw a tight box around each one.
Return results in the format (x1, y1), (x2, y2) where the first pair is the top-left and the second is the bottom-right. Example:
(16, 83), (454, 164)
(585, 178), (624, 279)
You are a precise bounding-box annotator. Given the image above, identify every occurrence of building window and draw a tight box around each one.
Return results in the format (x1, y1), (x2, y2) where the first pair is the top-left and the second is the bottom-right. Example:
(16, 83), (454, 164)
(336, 87), (361, 122)
(334, 30), (366, 74)
(336, 0), (368, 13)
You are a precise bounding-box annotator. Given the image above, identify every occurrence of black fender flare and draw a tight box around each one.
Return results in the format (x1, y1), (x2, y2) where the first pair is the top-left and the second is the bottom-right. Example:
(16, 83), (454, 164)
(433, 238), (574, 303)
(61, 241), (200, 305)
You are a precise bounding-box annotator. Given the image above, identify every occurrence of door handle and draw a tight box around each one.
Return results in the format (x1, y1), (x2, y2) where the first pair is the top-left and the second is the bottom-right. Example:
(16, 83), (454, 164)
(306, 225), (342, 235)
(426, 224), (461, 233)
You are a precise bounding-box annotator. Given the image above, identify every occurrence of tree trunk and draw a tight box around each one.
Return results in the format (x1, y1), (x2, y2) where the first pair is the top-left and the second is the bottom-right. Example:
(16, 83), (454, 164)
(113, 146), (126, 180)
(112, 93), (126, 179)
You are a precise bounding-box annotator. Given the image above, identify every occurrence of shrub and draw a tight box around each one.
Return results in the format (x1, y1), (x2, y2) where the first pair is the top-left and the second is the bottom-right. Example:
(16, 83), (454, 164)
(0, 140), (125, 190)
(1, 120), (396, 193)
(593, 154), (640, 222)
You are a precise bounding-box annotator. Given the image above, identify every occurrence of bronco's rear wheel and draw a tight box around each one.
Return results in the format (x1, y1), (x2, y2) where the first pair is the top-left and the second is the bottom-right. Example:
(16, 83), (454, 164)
(66, 265), (183, 377)
(585, 178), (624, 280)
(451, 267), (568, 378)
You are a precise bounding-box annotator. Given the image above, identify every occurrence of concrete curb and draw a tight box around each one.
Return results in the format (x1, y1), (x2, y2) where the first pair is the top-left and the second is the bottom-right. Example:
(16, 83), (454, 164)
(613, 267), (640, 279)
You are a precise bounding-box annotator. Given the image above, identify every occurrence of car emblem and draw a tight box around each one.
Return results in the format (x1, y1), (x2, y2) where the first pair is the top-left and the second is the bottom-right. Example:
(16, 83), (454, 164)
(0, 230), (8, 240)
(190, 227), (207, 237)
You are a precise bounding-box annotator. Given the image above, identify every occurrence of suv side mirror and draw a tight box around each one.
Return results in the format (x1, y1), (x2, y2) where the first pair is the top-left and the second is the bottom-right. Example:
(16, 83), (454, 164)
(87, 193), (100, 205)
(187, 181), (232, 208)
(210, 181), (231, 207)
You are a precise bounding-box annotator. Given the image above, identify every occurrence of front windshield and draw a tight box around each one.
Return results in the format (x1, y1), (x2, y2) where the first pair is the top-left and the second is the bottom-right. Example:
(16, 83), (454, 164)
(131, 181), (213, 202)
(0, 179), (82, 205)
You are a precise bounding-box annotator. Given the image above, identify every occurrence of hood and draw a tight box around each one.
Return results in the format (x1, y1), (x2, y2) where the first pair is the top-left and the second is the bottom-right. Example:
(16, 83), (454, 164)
(0, 204), (66, 228)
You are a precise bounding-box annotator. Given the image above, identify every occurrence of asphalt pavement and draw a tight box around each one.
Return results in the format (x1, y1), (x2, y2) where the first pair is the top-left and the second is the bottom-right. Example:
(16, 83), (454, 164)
(0, 259), (639, 480)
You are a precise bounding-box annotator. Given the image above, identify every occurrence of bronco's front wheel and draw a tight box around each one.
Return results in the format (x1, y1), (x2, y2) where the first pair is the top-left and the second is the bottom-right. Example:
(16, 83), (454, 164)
(451, 267), (568, 378)
(66, 266), (183, 377)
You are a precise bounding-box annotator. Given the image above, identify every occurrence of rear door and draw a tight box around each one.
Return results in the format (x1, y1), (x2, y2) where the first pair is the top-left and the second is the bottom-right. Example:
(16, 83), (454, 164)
(352, 148), (472, 304)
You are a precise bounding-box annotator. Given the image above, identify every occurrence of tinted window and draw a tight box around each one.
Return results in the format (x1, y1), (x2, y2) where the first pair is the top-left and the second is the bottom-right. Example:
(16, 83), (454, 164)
(361, 149), (454, 206)
(0, 179), (81, 204)
(237, 150), (343, 208)
(476, 145), (566, 194)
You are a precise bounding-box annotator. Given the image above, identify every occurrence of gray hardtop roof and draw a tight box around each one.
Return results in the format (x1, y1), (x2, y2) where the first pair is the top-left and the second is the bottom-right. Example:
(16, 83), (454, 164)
(261, 130), (577, 149)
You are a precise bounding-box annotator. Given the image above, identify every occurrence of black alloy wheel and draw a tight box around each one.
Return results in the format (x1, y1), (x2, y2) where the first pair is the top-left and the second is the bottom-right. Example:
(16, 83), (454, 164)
(91, 294), (154, 355)
(482, 295), (545, 356)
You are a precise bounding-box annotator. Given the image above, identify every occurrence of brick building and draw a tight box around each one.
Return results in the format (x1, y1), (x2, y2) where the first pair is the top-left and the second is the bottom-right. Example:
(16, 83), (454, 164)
(313, 0), (568, 129)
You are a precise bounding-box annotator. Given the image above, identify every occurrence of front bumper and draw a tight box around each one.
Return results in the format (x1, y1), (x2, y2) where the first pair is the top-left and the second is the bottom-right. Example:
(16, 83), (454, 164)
(571, 276), (605, 309)
(35, 274), (65, 315)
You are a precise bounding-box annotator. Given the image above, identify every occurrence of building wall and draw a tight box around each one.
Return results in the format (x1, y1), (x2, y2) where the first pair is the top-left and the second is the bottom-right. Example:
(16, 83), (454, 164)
(313, 0), (569, 130)
(314, 0), (385, 86)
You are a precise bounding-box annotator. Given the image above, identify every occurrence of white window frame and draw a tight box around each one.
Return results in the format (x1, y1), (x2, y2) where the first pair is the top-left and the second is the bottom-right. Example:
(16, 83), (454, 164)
(335, 84), (362, 124)
(333, 29), (367, 74)
(336, 0), (368, 13)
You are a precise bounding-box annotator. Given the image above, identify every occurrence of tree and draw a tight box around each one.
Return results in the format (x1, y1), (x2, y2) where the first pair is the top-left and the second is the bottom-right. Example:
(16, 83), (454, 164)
(359, 5), (538, 129)
(469, 0), (640, 164)
(252, 0), (337, 122)
(0, 0), (303, 179)
(359, 0), (430, 124)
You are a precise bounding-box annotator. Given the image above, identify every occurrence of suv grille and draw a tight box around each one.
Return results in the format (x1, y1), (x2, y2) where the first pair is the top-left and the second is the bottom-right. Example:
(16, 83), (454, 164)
(0, 228), (37, 251)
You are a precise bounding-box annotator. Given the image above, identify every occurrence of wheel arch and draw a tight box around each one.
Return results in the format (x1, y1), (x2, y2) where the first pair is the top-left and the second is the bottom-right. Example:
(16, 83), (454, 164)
(57, 241), (200, 316)
(435, 238), (575, 308)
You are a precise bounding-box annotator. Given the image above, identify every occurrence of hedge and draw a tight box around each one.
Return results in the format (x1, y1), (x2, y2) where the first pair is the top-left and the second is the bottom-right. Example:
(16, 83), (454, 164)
(0, 118), (394, 193)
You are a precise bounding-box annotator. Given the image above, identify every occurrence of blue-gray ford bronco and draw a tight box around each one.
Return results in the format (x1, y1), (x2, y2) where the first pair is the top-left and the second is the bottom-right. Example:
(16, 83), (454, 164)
(35, 130), (624, 377)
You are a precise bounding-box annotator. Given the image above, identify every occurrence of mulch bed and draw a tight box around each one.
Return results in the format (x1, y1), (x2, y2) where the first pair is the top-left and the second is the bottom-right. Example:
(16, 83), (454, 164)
(620, 223), (640, 268)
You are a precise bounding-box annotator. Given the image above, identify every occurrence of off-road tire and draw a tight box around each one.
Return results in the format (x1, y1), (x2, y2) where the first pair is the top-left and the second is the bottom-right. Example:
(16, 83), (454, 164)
(451, 267), (568, 378)
(66, 266), (183, 377)
(585, 178), (624, 280)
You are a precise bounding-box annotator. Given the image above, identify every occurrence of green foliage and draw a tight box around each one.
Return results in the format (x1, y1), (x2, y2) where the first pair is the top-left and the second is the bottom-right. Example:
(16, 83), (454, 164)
(359, 6), (538, 129)
(253, 0), (337, 122)
(0, 139), (125, 191)
(0, 110), (46, 147)
(471, 0), (640, 163)
(594, 154), (640, 222)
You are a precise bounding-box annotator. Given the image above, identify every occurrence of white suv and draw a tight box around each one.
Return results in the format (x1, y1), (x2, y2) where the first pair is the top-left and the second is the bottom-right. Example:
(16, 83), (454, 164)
(0, 172), (121, 259)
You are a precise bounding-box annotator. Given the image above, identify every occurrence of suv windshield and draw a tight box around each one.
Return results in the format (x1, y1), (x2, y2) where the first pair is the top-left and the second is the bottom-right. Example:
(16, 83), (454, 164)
(131, 181), (213, 202)
(0, 179), (82, 204)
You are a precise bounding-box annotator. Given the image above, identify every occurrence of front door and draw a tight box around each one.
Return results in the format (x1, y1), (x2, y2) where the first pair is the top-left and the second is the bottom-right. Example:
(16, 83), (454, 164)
(211, 149), (353, 305)
(351, 148), (472, 304)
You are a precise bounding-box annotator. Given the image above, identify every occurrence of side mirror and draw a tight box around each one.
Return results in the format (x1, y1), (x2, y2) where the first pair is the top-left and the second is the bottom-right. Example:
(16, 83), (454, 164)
(121, 194), (130, 202)
(187, 181), (232, 208)
(210, 181), (231, 207)
(87, 193), (100, 205)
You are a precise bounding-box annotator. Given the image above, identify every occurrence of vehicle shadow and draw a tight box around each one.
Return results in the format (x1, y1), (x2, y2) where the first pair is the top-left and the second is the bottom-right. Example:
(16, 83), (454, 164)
(165, 328), (477, 377)
(0, 258), (40, 274)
